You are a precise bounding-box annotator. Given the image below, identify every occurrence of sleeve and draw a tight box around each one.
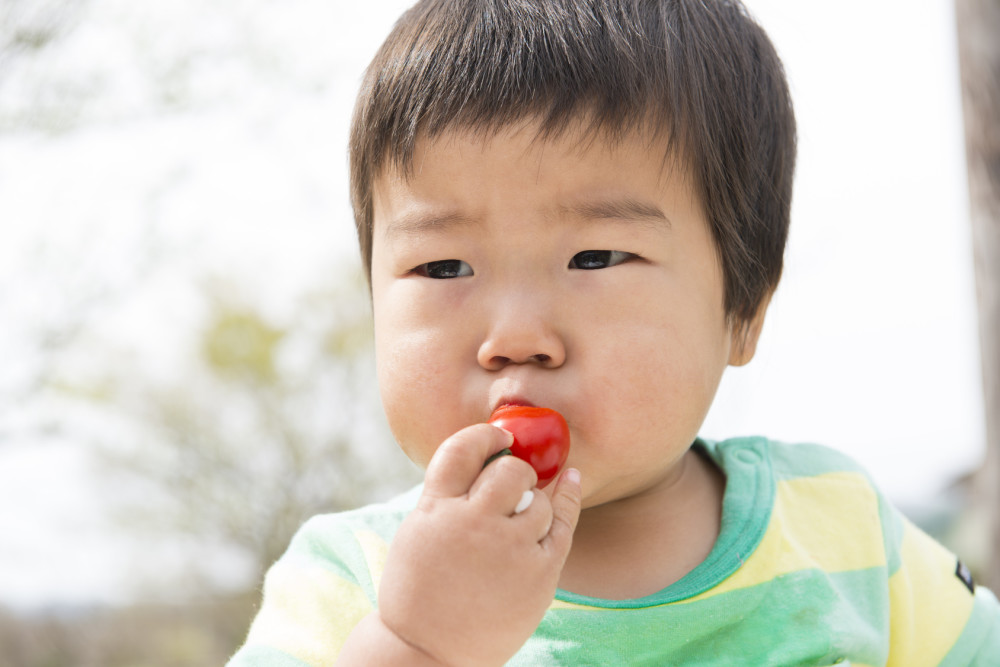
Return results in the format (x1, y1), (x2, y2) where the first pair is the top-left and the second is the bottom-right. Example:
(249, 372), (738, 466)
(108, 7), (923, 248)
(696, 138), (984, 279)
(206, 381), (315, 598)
(226, 514), (391, 667)
(882, 504), (1000, 666)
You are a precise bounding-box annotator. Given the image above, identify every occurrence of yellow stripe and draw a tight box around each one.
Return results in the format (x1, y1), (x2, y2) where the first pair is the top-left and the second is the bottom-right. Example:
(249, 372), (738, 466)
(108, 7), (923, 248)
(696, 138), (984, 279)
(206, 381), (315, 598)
(549, 598), (600, 611)
(683, 471), (886, 603)
(245, 558), (374, 665)
(885, 520), (974, 666)
(355, 528), (391, 594)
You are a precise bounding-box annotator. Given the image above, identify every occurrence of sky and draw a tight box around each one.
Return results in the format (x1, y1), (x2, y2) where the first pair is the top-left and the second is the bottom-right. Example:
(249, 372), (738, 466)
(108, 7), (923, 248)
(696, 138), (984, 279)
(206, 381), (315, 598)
(0, 0), (986, 609)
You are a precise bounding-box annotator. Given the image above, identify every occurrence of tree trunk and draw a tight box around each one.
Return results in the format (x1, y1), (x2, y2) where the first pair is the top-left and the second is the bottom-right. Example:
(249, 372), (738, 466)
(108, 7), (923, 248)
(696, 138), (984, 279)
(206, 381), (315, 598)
(955, 0), (1000, 590)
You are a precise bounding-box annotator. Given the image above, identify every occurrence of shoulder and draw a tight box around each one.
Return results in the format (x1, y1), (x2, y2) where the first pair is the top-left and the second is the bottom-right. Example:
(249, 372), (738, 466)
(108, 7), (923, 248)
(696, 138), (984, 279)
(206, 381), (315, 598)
(293, 485), (421, 545)
(284, 485), (421, 574)
(705, 435), (888, 523)
(257, 485), (421, 607)
(702, 436), (881, 507)
(701, 435), (869, 478)
(702, 436), (893, 569)
(232, 486), (422, 665)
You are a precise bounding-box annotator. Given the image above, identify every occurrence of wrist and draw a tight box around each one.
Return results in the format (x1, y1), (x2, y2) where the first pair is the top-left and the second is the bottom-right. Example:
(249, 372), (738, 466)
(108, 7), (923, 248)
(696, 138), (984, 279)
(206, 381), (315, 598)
(336, 612), (450, 667)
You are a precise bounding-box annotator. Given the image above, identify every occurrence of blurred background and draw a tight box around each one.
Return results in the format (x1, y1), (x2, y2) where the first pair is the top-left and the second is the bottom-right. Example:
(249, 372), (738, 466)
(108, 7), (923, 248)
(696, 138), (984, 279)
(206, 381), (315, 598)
(0, 0), (995, 664)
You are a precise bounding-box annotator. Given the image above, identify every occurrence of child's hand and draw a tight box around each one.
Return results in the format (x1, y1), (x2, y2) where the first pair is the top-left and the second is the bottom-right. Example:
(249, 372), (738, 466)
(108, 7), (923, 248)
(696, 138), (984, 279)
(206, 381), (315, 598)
(376, 423), (582, 666)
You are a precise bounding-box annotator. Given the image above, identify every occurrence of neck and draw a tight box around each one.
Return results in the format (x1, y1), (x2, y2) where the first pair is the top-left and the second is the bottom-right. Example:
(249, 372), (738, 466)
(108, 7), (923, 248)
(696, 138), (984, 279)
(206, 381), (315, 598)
(558, 447), (725, 600)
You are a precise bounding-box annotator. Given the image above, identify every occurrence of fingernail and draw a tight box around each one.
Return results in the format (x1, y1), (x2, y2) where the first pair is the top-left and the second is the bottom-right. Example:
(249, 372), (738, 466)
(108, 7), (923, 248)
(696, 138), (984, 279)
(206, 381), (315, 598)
(514, 490), (534, 514)
(496, 426), (515, 445)
(564, 468), (581, 486)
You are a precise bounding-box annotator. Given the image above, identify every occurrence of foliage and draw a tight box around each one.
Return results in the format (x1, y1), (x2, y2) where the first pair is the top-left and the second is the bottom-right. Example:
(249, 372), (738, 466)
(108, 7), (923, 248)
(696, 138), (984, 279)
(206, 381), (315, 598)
(0, 594), (257, 667)
(0, 0), (422, 611)
(0, 0), (424, 662)
(88, 274), (420, 598)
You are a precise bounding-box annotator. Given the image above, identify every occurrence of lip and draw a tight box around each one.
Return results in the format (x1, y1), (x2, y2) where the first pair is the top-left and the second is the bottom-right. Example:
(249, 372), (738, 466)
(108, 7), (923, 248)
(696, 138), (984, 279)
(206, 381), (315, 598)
(490, 396), (536, 415)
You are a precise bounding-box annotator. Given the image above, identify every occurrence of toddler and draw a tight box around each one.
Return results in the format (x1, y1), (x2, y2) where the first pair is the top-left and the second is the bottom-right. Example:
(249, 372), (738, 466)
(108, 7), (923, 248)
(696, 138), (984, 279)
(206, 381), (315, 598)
(229, 0), (1000, 664)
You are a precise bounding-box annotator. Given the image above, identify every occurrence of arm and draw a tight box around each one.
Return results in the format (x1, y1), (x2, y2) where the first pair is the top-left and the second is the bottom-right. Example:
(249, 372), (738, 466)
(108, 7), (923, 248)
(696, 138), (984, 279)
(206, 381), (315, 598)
(336, 423), (582, 667)
(884, 510), (1000, 666)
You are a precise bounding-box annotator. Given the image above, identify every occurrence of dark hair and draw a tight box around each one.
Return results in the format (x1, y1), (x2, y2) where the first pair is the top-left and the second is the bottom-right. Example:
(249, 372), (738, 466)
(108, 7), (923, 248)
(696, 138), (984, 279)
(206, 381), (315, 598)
(349, 0), (796, 328)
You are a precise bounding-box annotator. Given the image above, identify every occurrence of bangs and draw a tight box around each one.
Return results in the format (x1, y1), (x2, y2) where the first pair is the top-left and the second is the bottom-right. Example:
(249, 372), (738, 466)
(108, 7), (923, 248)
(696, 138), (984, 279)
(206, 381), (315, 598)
(353, 0), (692, 177)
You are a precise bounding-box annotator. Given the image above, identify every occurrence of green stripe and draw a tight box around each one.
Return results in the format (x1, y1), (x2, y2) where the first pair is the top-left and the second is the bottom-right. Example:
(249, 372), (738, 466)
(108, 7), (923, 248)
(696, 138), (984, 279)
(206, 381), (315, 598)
(939, 586), (1000, 667)
(877, 492), (905, 577)
(765, 440), (868, 481)
(516, 567), (891, 666)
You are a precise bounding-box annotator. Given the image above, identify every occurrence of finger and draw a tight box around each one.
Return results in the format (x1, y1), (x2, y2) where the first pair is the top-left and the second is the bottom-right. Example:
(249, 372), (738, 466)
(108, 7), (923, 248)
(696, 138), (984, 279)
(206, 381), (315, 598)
(468, 453), (537, 512)
(540, 468), (582, 559)
(422, 424), (514, 499)
(510, 488), (554, 542)
(514, 483), (561, 532)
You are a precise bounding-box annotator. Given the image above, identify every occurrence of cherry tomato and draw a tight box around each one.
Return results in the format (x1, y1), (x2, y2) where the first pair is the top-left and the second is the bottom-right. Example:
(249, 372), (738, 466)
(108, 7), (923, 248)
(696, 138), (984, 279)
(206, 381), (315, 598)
(487, 406), (570, 488)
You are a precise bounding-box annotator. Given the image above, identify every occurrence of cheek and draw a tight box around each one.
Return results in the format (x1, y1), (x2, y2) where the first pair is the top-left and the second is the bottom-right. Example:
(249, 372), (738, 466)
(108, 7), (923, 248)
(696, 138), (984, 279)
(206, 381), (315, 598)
(374, 320), (466, 468)
(373, 275), (482, 467)
(580, 313), (730, 444)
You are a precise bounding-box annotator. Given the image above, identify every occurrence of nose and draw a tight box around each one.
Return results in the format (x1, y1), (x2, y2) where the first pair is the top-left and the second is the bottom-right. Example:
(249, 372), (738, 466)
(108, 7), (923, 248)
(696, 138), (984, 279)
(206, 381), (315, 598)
(477, 292), (566, 371)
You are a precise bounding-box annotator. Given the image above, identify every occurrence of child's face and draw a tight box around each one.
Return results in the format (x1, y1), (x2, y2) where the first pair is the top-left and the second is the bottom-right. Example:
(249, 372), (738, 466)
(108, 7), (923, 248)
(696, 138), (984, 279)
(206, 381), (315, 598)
(369, 120), (754, 508)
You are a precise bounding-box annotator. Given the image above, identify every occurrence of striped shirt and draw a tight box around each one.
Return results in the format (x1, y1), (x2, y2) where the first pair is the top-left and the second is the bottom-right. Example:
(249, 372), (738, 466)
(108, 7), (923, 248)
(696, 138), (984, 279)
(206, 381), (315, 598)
(228, 437), (1000, 665)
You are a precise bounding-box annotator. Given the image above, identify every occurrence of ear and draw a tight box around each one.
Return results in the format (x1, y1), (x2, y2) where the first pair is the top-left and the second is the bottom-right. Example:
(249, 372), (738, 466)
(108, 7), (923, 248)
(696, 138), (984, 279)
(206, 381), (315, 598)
(728, 293), (771, 367)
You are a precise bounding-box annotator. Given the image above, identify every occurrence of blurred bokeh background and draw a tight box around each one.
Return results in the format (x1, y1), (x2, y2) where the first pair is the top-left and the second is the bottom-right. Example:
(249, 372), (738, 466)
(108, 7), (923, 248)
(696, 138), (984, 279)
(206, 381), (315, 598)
(0, 0), (994, 664)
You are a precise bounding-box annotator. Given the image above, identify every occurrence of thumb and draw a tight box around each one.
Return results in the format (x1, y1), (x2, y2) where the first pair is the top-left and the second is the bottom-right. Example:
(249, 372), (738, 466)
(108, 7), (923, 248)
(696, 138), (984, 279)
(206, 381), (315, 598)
(542, 468), (582, 560)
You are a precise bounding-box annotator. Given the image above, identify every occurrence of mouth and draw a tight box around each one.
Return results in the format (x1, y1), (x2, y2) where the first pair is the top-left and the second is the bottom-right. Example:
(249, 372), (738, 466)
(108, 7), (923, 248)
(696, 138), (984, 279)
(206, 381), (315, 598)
(491, 396), (536, 415)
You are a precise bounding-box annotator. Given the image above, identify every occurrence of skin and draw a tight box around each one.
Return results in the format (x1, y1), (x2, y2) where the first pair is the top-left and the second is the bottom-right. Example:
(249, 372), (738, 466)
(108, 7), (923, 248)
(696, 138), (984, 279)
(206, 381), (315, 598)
(337, 119), (768, 666)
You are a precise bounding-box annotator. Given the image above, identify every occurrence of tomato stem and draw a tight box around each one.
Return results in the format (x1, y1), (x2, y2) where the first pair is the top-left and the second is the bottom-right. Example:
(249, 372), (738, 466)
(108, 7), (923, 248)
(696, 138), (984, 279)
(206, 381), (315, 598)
(482, 448), (513, 469)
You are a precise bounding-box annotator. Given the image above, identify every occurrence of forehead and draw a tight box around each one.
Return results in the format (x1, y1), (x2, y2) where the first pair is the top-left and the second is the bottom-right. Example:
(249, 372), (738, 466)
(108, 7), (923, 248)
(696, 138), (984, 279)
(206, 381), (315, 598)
(370, 120), (697, 229)
(385, 115), (681, 176)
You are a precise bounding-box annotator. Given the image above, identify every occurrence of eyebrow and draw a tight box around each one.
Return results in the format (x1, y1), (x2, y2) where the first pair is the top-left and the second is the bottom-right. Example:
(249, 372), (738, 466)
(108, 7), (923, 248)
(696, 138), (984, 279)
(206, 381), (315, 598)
(382, 211), (477, 241)
(562, 198), (671, 228)
(382, 197), (670, 240)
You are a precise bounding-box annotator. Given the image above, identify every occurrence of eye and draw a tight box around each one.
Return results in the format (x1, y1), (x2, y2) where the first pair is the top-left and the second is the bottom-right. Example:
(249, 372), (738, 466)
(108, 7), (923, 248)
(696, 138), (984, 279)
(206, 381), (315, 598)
(568, 250), (635, 270)
(413, 259), (473, 279)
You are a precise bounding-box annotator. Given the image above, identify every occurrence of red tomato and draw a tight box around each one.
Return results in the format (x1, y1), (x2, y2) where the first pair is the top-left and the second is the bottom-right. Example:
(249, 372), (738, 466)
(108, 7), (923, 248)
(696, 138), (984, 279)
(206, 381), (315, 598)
(487, 406), (570, 488)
